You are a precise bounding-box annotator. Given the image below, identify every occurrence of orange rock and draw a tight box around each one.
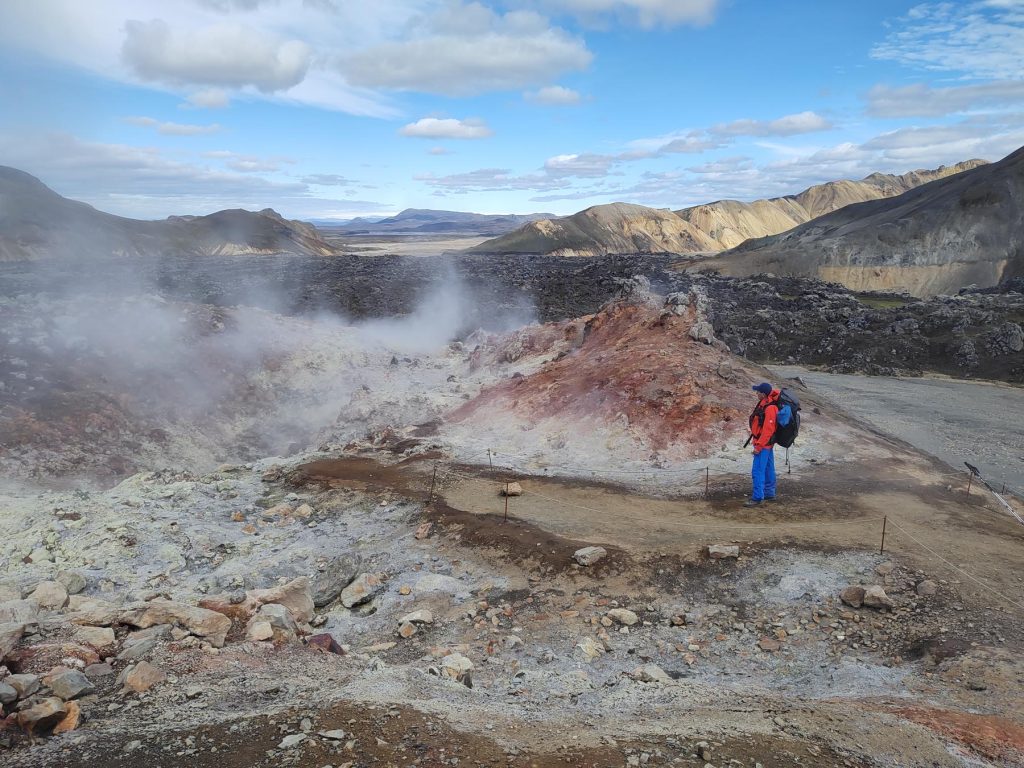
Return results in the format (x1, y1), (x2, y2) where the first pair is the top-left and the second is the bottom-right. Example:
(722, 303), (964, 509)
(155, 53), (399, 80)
(53, 701), (81, 734)
(122, 661), (166, 693)
(230, 511), (245, 522)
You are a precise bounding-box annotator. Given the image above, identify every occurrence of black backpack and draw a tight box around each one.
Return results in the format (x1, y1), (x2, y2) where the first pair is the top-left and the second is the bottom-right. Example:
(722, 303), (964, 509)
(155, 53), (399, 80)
(773, 388), (801, 448)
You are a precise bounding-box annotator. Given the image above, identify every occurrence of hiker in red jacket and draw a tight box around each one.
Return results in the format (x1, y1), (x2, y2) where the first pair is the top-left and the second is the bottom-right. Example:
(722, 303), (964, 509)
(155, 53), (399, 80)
(746, 382), (779, 507)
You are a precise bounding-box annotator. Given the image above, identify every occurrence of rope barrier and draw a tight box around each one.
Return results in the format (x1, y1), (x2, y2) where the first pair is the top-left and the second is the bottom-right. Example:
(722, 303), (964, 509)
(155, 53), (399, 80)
(886, 519), (1024, 613)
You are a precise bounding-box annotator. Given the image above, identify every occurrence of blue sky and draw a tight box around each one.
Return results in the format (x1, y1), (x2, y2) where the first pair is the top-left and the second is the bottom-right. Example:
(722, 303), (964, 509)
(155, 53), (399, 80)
(1, 0), (1022, 220)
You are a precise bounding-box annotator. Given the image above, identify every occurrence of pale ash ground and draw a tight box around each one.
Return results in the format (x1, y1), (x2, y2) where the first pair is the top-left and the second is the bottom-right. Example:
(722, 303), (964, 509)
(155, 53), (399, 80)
(772, 366), (1024, 494)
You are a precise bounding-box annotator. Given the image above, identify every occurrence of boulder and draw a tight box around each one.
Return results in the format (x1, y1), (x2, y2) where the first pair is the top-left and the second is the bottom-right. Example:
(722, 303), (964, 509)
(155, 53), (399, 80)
(0, 583), (20, 602)
(67, 596), (120, 626)
(707, 545), (740, 560)
(606, 608), (639, 626)
(16, 697), (67, 736)
(53, 701), (81, 734)
(117, 636), (158, 661)
(120, 661), (166, 693)
(341, 573), (384, 608)
(839, 586), (866, 608)
(0, 681), (16, 705)
(75, 626), (115, 649)
(279, 734), (307, 749)
(500, 482), (523, 497)
(862, 585), (894, 610)
(0, 599), (39, 625)
(0, 622), (25, 660)
(246, 620), (274, 642)
(759, 637), (782, 652)
(440, 653), (473, 687)
(247, 603), (297, 642)
(56, 571), (87, 596)
(916, 580), (938, 597)
(248, 577), (315, 624)
(29, 581), (68, 614)
(399, 609), (434, 625)
(47, 669), (95, 701)
(119, 601), (231, 647)
(312, 556), (361, 608)
(306, 633), (344, 655)
(6, 673), (40, 698)
(573, 547), (607, 567)
(631, 663), (671, 683)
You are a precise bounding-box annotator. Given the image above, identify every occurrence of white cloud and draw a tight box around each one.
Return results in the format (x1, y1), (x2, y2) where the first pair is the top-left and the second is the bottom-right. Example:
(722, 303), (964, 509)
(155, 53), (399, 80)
(126, 116), (223, 135)
(865, 81), (1024, 117)
(400, 117), (494, 140)
(417, 168), (567, 193)
(711, 111), (834, 137)
(301, 173), (354, 186)
(544, 0), (720, 28)
(342, 4), (592, 96)
(428, 146), (453, 155)
(543, 152), (617, 177)
(184, 88), (231, 109)
(872, 1), (1024, 79)
(122, 19), (312, 92)
(526, 85), (583, 104)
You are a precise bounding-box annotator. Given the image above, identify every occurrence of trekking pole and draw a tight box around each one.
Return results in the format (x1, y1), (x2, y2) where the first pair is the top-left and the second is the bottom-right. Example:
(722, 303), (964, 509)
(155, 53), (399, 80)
(786, 447), (791, 475)
(880, 516), (887, 554)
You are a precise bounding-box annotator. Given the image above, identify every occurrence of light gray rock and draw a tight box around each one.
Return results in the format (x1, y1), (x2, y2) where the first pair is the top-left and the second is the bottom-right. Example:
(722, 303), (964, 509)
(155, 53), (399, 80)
(916, 580), (938, 596)
(47, 670), (95, 701)
(67, 595), (121, 626)
(0, 599), (39, 625)
(76, 626), (115, 649)
(707, 544), (740, 559)
(632, 663), (671, 683)
(248, 577), (315, 625)
(0, 622), (25, 660)
(117, 636), (158, 661)
(119, 601), (231, 647)
(440, 652), (473, 687)
(342, 573), (384, 608)
(399, 609), (434, 625)
(413, 574), (467, 595)
(573, 547), (607, 566)
(839, 586), (866, 608)
(6, 673), (40, 698)
(863, 585), (894, 610)
(0, 682), (17, 705)
(606, 608), (639, 626)
(56, 571), (88, 596)
(278, 734), (307, 749)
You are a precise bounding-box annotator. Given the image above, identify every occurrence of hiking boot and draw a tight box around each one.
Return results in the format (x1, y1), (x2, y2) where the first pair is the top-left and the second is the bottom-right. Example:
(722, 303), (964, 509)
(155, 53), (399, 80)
(743, 498), (762, 508)
(764, 496), (777, 503)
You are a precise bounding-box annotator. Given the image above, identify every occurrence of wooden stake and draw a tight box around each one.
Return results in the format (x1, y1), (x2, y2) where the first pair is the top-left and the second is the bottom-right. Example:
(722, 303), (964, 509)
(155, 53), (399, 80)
(504, 482), (509, 523)
(427, 463), (438, 506)
(966, 472), (972, 495)
(880, 516), (887, 554)
(704, 467), (709, 496)
(487, 449), (494, 472)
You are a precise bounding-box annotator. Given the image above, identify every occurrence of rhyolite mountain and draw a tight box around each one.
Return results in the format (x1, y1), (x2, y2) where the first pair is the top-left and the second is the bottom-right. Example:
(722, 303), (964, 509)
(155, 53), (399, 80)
(468, 160), (986, 257)
(0, 166), (338, 260)
(700, 145), (1024, 296)
(332, 208), (553, 235)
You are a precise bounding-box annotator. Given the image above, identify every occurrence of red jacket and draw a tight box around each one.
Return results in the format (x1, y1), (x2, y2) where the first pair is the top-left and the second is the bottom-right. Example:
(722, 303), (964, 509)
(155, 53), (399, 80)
(750, 389), (780, 450)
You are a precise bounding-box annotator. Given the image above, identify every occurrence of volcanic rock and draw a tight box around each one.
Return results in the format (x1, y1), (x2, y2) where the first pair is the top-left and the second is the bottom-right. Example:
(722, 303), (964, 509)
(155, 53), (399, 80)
(6, 674), (39, 698)
(248, 603), (298, 642)
(840, 586), (866, 608)
(119, 601), (231, 647)
(56, 571), (87, 596)
(400, 609), (434, 625)
(312, 555), (362, 608)
(75, 626), (115, 649)
(0, 599), (38, 625)
(16, 697), (67, 737)
(631, 663), (671, 683)
(576, 636), (605, 662)
(916, 580), (938, 596)
(606, 608), (639, 626)
(341, 573), (384, 608)
(0, 623), (25, 661)
(862, 585), (894, 610)
(0, 681), (16, 704)
(573, 547), (607, 567)
(248, 577), (315, 624)
(47, 669), (95, 701)
(53, 701), (81, 734)
(306, 633), (344, 654)
(707, 545), (740, 560)
(120, 661), (166, 693)
(500, 482), (523, 497)
(440, 653), (473, 687)
(31, 581), (69, 610)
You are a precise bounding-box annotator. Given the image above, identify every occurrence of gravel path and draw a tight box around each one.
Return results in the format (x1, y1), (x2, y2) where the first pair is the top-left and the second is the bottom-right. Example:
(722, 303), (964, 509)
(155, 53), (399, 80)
(771, 366), (1024, 495)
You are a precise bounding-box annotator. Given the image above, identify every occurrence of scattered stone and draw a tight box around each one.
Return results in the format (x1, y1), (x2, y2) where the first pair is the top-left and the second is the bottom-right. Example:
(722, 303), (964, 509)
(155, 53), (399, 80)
(500, 482), (523, 497)
(0, 622), (25, 660)
(279, 734), (307, 749)
(248, 603), (299, 642)
(0, 682), (16, 705)
(0, 598), (39, 625)
(341, 573), (384, 608)
(398, 622), (417, 639)
(415, 522), (434, 539)
(75, 626), (115, 649)
(862, 585), (894, 610)
(413, 574), (466, 595)
(916, 580), (938, 596)
(84, 663), (114, 679)
(606, 608), (638, 626)
(306, 634), (345, 655)
(400, 609), (434, 625)
(47, 669), (95, 701)
(67, 596), (120, 627)
(631, 663), (671, 683)
(876, 562), (896, 576)
(839, 586), (866, 609)
(28, 548), (53, 564)
(16, 697), (67, 737)
(248, 577), (315, 624)
(440, 653), (473, 687)
(120, 661), (167, 693)
(576, 636), (605, 662)
(707, 544), (740, 560)
(56, 571), (87, 596)
(7, 673), (40, 698)
(119, 601), (231, 647)
(246, 621), (274, 642)
(573, 547), (607, 567)
(312, 556), (362, 609)
(31, 580), (69, 610)
(758, 637), (782, 652)
(53, 701), (81, 734)
(319, 729), (347, 740)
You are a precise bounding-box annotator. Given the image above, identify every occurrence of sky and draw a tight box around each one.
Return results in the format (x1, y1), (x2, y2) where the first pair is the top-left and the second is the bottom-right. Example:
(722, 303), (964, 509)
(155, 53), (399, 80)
(0, 0), (1022, 220)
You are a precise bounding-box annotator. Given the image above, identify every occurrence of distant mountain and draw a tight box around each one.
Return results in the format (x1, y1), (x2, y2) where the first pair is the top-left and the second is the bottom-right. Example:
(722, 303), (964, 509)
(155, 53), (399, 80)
(699, 146), (1024, 296)
(469, 160), (987, 257)
(0, 166), (339, 260)
(333, 208), (554, 235)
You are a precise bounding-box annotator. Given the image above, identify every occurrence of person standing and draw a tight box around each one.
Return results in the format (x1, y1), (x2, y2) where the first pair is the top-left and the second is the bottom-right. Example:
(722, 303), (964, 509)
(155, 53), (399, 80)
(746, 382), (780, 507)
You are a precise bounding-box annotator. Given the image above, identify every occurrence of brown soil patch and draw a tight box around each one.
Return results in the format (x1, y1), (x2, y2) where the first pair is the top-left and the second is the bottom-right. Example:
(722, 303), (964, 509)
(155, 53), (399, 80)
(891, 706), (1024, 766)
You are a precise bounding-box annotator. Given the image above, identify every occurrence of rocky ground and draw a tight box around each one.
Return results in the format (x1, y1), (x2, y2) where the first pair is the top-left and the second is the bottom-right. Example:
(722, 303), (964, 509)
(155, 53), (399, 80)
(1, 262), (1022, 766)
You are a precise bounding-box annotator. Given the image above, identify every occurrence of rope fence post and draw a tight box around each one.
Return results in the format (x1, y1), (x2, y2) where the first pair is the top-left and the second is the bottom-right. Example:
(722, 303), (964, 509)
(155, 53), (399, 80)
(427, 462), (438, 506)
(879, 516), (887, 554)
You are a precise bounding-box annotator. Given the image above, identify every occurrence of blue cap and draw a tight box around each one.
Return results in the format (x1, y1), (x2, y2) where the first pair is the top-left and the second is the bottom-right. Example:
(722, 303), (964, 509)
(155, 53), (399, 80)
(752, 382), (772, 394)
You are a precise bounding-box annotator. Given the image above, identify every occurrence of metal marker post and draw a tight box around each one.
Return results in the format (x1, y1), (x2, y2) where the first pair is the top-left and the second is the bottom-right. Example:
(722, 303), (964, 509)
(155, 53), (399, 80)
(705, 467), (709, 496)
(880, 516), (887, 554)
(487, 449), (494, 472)
(504, 482), (509, 523)
(427, 463), (438, 506)
(966, 472), (972, 496)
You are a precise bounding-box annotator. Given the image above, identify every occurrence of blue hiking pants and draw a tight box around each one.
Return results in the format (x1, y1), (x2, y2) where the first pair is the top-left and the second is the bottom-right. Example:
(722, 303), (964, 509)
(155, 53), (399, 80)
(751, 447), (776, 501)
